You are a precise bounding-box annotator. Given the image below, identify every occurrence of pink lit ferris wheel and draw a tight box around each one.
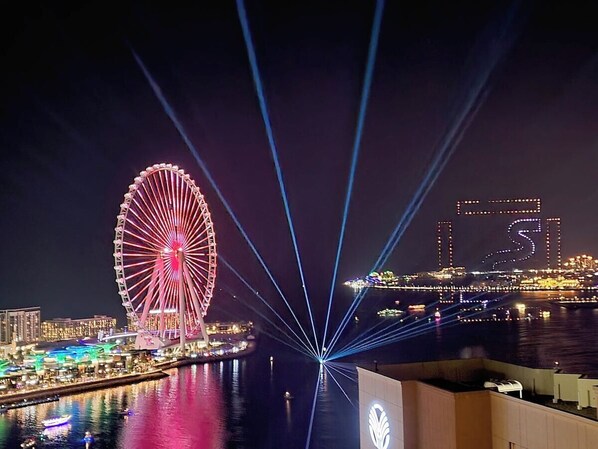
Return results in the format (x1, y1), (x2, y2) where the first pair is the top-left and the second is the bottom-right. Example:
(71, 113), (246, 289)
(113, 163), (217, 349)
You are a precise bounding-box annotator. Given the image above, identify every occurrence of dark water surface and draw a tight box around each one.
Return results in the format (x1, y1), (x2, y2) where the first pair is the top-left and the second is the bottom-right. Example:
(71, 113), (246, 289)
(2, 291), (598, 448)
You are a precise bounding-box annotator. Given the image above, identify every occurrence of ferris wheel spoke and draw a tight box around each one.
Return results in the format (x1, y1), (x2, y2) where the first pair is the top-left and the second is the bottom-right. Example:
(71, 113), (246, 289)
(126, 206), (169, 247)
(122, 251), (158, 258)
(134, 187), (172, 240)
(186, 203), (209, 236)
(139, 178), (173, 239)
(185, 213), (206, 249)
(124, 265), (155, 285)
(180, 178), (196, 232)
(129, 282), (155, 306)
(122, 259), (156, 270)
(184, 263), (208, 320)
(185, 256), (212, 272)
(185, 243), (211, 256)
(181, 191), (201, 236)
(185, 263), (211, 284)
(185, 233), (210, 251)
(152, 175), (178, 242)
(121, 239), (158, 254)
(163, 280), (178, 317)
(187, 258), (210, 273)
(128, 273), (152, 296)
(123, 228), (163, 252)
(186, 262), (210, 286)
(157, 169), (177, 233)
(143, 172), (174, 240)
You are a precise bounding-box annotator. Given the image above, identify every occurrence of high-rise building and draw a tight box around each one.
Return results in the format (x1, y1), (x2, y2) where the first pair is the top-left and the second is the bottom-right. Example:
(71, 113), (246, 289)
(41, 315), (117, 342)
(436, 221), (454, 269)
(0, 307), (41, 344)
(545, 217), (562, 269)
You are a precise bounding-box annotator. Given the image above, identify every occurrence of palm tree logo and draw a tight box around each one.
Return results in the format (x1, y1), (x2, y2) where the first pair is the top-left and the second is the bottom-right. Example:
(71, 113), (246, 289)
(368, 403), (390, 449)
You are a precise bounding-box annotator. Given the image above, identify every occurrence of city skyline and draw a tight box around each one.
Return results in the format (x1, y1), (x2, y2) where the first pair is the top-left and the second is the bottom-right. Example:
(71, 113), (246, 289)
(0, 2), (597, 448)
(1, 1), (597, 326)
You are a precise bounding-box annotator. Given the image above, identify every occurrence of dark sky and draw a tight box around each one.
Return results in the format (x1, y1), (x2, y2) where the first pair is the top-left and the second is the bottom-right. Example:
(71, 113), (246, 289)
(0, 1), (596, 325)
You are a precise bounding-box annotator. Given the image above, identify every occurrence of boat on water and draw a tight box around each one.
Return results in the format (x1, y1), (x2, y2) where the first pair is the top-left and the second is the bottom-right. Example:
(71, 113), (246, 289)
(20, 437), (37, 448)
(284, 391), (293, 400)
(83, 431), (94, 444)
(408, 304), (426, 312)
(42, 414), (71, 427)
(377, 308), (404, 317)
(118, 408), (134, 416)
(0, 395), (59, 413)
(552, 296), (598, 309)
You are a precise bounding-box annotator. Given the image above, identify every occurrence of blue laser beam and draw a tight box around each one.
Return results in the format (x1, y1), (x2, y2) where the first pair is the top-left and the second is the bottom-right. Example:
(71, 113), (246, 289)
(218, 280), (314, 358)
(130, 48), (318, 357)
(333, 292), (487, 357)
(326, 1), (523, 356)
(332, 298), (447, 356)
(221, 256), (318, 357)
(334, 301), (488, 358)
(324, 365), (355, 407)
(321, 0), (386, 358)
(305, 366), (322, 449)
(325, 362), (358, 384)
(330, 295), (511, 359)
(332, 297), (495, 358)
(326, 88), (490, 356)
(236, 0), (320, 355)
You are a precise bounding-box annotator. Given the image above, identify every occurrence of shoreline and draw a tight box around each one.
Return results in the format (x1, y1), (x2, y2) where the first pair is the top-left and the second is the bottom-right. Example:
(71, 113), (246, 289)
(0, 341), (257, 406)
(154, 340), (258, 370)
(0, 370), (168, 406)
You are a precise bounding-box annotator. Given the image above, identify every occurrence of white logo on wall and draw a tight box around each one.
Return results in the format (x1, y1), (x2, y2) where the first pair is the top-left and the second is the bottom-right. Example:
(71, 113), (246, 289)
(368, 403), (390, 449)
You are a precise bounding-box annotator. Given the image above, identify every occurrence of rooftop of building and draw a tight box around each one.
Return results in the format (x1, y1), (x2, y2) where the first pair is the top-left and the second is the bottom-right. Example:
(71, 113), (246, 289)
(359, 357), (598, 422)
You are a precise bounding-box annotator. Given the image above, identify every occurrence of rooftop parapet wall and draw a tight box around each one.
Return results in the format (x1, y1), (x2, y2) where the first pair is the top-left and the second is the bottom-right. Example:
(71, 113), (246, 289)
(376, 358), (556, 395)
(481, 359), (554, 396)
(368, 358), (598, 412)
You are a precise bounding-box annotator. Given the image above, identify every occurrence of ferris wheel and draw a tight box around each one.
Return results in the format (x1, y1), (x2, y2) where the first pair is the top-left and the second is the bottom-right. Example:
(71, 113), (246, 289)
(113, 163), (217, 349)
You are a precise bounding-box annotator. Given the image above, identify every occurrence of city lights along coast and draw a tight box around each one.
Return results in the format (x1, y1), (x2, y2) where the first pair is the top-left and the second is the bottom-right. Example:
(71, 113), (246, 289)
(0, 163), (255, 413)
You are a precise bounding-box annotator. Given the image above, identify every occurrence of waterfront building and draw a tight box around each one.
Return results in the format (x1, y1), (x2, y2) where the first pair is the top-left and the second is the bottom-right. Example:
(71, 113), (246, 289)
(0, 307), (41, 344)
(127, 317), (253, 336)
(205, 321), (253, 335)
(358, 358), (598, 449)
(41, 315), (116, 341)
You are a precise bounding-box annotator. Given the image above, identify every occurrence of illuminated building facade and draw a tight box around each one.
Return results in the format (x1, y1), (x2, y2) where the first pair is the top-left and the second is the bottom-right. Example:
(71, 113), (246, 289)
(456, 198), (541, 215)
(441, 197), (562, 270)
(563, 254), (597, 272)
(358, 359), (598, 449)
(127, 317), (253, 336)
(0, 307), (41, 344)
(545, 218), (562, 269)
(205, 321), (253, 335)
(436, 221), (454, 269)
(41, 315), (116, 342)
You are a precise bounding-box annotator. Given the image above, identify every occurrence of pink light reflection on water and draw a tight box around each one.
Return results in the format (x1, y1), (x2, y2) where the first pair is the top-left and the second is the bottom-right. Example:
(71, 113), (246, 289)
(119, 365), (225, 449)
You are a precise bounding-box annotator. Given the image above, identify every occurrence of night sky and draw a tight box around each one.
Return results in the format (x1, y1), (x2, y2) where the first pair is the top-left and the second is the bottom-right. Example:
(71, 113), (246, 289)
(0, 1), (596, 325)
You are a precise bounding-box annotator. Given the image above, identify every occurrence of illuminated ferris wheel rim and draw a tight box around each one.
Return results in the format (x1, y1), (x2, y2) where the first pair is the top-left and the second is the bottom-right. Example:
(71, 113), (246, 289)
(113, 162), (217, 338)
